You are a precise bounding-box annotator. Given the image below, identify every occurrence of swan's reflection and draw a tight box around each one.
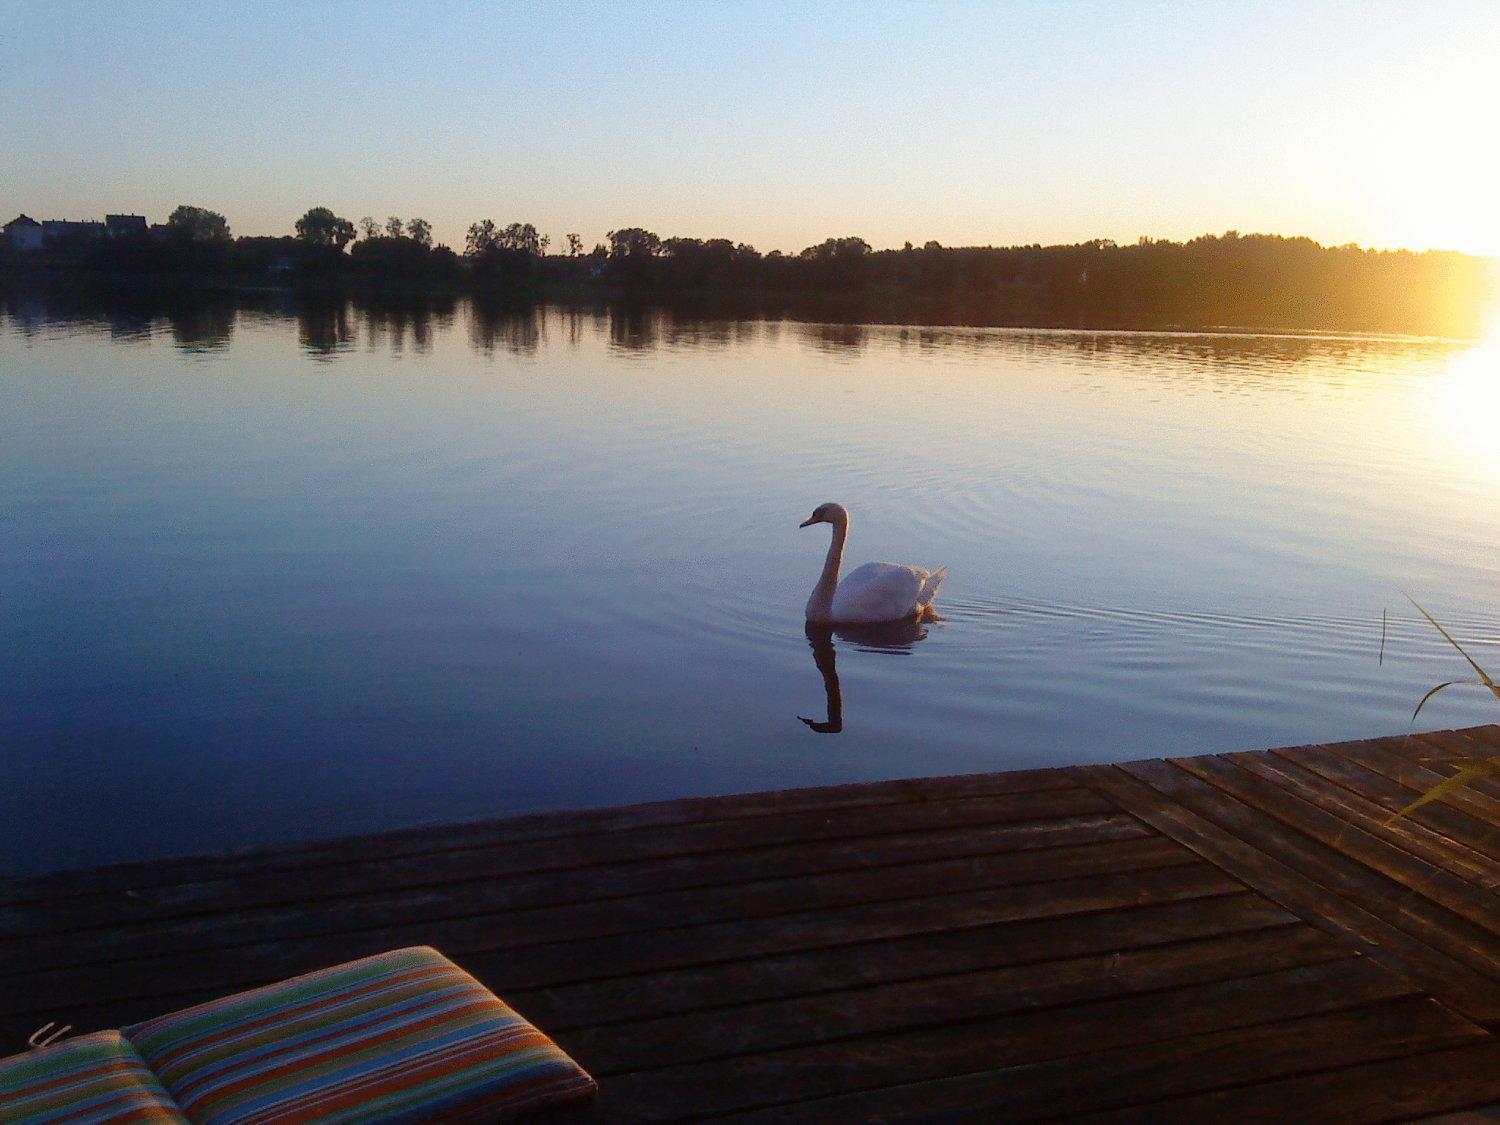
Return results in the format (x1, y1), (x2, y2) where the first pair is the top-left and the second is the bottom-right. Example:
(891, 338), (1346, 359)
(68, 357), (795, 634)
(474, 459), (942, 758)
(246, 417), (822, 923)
(798, 619), (930, 734)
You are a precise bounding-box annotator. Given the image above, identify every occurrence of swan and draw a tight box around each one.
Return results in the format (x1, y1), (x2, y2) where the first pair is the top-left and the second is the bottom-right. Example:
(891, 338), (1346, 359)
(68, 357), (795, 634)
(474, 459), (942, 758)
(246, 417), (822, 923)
(800, 502), (947, 624)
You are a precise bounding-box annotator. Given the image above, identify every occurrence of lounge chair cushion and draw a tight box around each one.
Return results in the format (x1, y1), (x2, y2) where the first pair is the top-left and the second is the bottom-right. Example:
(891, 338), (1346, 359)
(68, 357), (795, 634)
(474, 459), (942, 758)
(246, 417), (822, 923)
(0, 1030), (188, 1123)
(124, 946), (596, 1123)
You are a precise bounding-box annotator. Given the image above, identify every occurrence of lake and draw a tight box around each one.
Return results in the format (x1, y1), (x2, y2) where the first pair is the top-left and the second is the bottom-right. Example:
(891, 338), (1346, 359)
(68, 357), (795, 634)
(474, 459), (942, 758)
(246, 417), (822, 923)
(3, 289), (1498, 876)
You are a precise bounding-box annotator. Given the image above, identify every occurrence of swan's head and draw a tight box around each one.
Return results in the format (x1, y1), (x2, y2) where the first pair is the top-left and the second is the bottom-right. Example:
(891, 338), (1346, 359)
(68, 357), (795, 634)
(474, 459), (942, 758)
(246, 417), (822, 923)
(799, 502), (848, 528)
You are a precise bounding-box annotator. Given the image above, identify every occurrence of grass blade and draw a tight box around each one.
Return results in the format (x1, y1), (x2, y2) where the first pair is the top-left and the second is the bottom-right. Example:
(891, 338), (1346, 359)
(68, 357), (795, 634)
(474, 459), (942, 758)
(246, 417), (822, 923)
(1405, 594), (1495, 687)
(1382, 756), (1500, 826)
(1412, 679), (1482, 721)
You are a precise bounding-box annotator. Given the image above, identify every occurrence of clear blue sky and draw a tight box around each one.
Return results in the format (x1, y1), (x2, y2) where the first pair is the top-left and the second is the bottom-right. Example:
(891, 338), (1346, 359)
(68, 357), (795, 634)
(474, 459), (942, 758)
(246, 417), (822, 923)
(3, 1), (1495, 254)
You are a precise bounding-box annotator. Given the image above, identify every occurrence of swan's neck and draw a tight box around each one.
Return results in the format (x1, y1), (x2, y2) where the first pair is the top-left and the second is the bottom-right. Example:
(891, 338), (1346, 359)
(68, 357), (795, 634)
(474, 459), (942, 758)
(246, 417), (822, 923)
(806, 516), (847, 622)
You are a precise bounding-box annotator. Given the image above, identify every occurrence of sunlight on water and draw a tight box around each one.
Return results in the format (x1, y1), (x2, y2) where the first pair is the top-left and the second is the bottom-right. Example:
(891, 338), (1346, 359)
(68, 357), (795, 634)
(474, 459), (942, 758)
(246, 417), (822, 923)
(1431, 327), (1500, 480)
(2, 292), (1498, 874)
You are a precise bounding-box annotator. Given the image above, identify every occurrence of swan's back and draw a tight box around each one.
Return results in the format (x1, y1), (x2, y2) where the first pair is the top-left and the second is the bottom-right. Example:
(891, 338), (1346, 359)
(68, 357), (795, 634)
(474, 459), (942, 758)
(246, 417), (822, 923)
(832, 562), (946, 624)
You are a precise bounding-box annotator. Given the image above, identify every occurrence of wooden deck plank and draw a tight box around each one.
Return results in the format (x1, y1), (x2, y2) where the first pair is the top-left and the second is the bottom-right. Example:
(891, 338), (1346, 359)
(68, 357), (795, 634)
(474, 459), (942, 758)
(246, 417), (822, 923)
(1383, 731), (1500, 802)
(1409, 730), (1500, 802)
(0, 862), (1245, 1026)
(0, 808), (1153, 942)
(1080, 761), (1500, 1023)
(592, 958), (1422, 1119)
(1226, 750), (1500, 887)
(1303, 740), (1500, 849)
(502, 895), (1303, 1032)
(558, 924), (1355, 1076)
(1460, 726), (1500, 755)
(1, 834), (1196, 977)
(1266, 750), (1500, 882)
(1080, 1038), (1500, 1124)
(6, 726), (1500, 1121)
(0, 894), (1299, 1054)
(1171, 754), (1500, 948)
(726, 996), (1485, 1123)
(0, 766), (1085, 907)
(0, 795), (1132, 943)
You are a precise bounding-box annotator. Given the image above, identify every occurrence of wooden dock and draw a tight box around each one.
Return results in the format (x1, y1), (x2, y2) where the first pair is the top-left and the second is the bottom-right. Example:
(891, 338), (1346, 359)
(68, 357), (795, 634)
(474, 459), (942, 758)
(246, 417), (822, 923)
(5, 726), (1500, 1121)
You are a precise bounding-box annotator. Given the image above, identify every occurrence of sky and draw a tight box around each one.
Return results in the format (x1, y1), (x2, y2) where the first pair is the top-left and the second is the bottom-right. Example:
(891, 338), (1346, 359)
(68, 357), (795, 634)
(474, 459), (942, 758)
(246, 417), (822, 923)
(2, 0), (1497, 256)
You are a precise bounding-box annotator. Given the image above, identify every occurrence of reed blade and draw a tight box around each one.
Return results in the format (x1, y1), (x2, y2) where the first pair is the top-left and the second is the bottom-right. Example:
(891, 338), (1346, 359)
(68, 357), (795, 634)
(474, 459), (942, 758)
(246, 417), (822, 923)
(1412, 679), (1482, 721)
(1405, 594), (1495, 686)
(1383, 757), (1500, 826)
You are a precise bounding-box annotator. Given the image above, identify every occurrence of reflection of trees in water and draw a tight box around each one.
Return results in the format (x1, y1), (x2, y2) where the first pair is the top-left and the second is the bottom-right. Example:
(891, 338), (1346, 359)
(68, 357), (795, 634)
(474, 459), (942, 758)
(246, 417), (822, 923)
(798, 322), (870, 356)
(0, 289), (47, 335)
(167, 301), (235, 353)
(469, 299), (543, 356)
(3, 287), (258, 347)
(877, 323), (1468, 395)
(602, 306), (762, 354)
(602, 305), (743, 353)
(107, 310), (154, 341)
(661, 318), (733, 351)
(297, 299), (355, 358)
(3, 289), (1475, 388)
(608, 305), (660, 351)
(358, 294), (454, 356)
(559, 305), (588, 348)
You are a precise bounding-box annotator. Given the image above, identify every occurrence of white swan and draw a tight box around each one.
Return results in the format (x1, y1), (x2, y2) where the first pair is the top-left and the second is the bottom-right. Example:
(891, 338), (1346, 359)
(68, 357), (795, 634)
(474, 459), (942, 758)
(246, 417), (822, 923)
(800, 502), (947, 624)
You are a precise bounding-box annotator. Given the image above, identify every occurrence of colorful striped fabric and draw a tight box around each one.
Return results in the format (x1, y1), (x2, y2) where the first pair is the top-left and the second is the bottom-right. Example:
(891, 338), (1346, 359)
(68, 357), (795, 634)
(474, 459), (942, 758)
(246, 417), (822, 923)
(0, 1030), (188, 1123)
(123, 947), (596, 1124)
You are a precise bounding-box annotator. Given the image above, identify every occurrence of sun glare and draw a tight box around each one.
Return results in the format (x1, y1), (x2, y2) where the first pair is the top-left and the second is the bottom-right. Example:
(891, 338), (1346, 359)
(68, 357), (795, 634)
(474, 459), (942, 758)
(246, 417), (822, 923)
(1433, 318), (1500, 474)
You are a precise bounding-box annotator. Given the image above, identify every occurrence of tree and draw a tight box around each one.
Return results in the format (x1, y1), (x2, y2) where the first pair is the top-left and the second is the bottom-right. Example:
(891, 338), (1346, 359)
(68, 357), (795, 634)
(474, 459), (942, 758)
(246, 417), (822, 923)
(499, 222), (545, 255)
(166, 205), (230, 242)
(466, 219), (547, 288)
(607, 228), (661, 259)
(385, 216), (404, 239)
(406, 217), (432, 247)
(799, 236), (871, 261)
(359, 216), (381, 240)
(798, 236), (872, 290)
(566, 233), (583, 257)
(604, 228), (663, 287)
(466, 219), (500, 257)
(295, 207), (355, 250)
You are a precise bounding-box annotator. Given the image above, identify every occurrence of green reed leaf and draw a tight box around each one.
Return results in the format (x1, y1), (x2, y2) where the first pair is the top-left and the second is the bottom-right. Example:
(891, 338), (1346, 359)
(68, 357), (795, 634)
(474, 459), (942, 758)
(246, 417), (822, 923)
(1382, 756), (1500, 826)
(1412, 679), (1483, 721)
(1406, 594), (1495, 687)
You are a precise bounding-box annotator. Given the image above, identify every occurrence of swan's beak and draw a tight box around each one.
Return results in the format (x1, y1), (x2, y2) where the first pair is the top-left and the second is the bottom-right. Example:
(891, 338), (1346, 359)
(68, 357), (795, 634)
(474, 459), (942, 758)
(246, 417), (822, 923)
(799, 516), (818, 528)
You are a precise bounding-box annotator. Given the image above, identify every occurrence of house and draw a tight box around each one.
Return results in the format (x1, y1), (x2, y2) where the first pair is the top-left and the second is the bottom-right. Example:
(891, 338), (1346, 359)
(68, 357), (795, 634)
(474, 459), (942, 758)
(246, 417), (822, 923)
(5, 211), (151, 252)
(106, 214), (148, 238)
(41, 218), (106, 244)
(3, 214), (43, 252)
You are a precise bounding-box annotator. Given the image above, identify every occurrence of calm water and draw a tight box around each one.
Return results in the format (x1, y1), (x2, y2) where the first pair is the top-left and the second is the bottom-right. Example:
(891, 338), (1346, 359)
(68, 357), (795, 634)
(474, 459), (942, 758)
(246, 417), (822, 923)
(4, 291), (1498, 876)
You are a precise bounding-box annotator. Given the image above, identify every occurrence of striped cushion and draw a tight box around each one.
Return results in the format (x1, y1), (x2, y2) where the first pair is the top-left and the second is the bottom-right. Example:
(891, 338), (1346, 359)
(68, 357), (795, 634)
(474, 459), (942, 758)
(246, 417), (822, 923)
(124, 947), (596, 1124)
(0, 1030), (188, 1123)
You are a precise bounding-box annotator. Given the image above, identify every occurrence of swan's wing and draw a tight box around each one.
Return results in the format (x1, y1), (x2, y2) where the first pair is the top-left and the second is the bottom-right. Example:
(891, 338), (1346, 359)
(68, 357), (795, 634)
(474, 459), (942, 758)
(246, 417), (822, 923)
(832, 562), (927, 623)
(919, 565), (948, 608)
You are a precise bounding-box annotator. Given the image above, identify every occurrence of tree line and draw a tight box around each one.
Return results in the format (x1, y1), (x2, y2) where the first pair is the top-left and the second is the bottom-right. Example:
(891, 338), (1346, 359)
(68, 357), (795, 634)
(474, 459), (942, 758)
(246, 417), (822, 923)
(3, 203), (1491, 336)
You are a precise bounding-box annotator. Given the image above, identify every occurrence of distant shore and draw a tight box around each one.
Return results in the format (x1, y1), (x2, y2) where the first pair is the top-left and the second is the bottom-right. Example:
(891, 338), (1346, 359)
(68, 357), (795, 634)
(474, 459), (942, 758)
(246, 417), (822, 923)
(1, 267), (1489, 340)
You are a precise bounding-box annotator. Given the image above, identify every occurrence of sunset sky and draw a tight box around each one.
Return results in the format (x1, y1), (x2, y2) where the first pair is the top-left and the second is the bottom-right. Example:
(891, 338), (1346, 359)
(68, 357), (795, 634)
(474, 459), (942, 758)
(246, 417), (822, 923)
(3, 0), (1496, 256)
